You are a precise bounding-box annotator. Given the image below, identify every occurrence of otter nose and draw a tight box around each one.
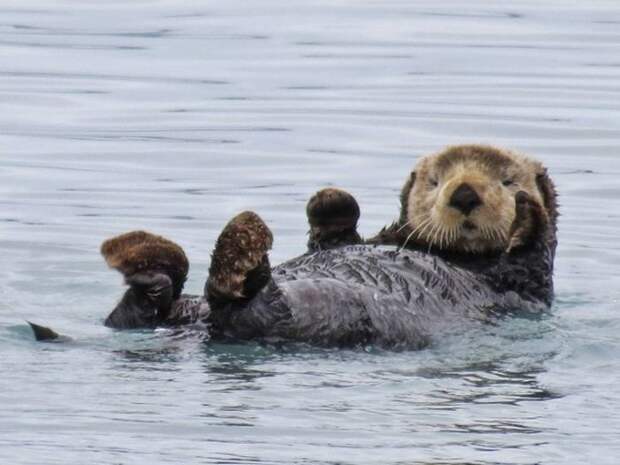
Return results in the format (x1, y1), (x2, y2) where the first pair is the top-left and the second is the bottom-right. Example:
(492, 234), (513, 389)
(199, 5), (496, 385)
(449, 183), (482, 215)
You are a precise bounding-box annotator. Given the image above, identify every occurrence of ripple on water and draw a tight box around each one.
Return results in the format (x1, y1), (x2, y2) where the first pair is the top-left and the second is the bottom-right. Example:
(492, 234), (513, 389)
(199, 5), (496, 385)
(1, 1), (620, 464)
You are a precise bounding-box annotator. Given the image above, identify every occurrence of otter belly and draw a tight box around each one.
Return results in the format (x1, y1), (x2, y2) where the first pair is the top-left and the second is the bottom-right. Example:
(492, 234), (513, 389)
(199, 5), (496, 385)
(213, 245), (524, 349)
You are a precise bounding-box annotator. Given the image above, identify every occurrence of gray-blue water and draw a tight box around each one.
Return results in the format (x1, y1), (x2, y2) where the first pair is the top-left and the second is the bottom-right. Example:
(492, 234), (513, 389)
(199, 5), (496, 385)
(1, 1), (620, 464)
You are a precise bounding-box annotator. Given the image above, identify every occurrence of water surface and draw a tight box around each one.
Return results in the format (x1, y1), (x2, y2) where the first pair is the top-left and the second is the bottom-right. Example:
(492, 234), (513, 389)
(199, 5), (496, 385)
(1, 1), (620, 464)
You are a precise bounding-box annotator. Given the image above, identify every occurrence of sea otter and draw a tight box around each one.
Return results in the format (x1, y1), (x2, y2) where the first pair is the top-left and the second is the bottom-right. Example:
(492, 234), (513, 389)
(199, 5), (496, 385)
(31, 144), (557, 349)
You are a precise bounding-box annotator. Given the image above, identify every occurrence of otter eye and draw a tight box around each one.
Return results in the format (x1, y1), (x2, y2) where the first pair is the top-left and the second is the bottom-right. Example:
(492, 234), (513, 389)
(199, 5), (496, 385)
(429, 178), (438, 188)
(502, 179), (514, 187)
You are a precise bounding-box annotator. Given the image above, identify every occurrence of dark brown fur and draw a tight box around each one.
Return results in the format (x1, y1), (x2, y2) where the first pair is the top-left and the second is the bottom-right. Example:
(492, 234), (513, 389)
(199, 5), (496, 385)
(306, 188), (362, 251)
(206, 211), (273, 303)
(101, 230), (189, 298)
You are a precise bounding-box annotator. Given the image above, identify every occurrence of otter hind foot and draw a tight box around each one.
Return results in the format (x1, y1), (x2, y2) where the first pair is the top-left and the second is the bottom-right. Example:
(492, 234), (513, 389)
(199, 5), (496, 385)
(101, 230), (189, 299)
(206, 211), (273, 304)
(306, 187), (362, 252)
(506, 191), (548, 253)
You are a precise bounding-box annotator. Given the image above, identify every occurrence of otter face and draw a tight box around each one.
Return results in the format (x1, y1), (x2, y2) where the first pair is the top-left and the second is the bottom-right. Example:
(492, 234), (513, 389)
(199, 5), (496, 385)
(404, 145), (549, 254)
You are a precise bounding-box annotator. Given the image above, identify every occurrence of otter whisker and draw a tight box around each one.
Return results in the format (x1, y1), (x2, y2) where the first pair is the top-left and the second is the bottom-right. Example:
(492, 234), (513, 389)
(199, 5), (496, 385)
(397, 216), (432, 250)
(487, 225), (496, 241)
(400, 228), (418, 251)
(483, 225), (493, 241)
(410, 217), (431, 238)
(426, 222), (437, 246)
(493, 223), (506, 242)
(396, 222), (411, 233)
(441, 228), (450, 248)
(449, 226), (458, 246)
(427, 222), (442, 252)
(402, 218), (429, 246)
(423, 223), (435, 253)
(450, 226), (457, 245)
(416, 217), (435, 242)
(405, 218), (431, 248)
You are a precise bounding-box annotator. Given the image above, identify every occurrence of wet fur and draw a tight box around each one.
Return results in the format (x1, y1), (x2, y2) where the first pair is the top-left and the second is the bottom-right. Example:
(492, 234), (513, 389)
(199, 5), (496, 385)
(202, 144), (558, 348)
(306, 187), (362, 251)
(206, 211), (273, 302)
(40, 144), (557, 348)
(101, 230), (189, 298)
(368, 144), (557, 255)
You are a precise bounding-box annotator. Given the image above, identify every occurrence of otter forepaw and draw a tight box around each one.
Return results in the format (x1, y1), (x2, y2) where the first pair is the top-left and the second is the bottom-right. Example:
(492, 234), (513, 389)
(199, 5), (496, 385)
(306, 187), (362, 252)
(206, 211), (273, 303)
(506, 191), (546, 254)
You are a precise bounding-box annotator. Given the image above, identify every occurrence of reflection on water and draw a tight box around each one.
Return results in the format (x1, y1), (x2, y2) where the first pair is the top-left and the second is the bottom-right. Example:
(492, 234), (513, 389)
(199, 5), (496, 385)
(1, 0), (620, 464)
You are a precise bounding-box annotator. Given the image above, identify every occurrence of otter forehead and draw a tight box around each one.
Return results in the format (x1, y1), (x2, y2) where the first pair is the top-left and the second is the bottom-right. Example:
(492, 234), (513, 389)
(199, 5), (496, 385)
(415, 145), (546, 196)
(427, 144), (518, 175)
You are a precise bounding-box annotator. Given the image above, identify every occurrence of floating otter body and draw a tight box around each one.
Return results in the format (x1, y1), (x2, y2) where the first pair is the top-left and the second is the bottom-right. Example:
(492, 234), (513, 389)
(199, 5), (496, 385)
(207, 241), (552, 349)
(32, 145), (558, 349)
(201, 145), (557, 348)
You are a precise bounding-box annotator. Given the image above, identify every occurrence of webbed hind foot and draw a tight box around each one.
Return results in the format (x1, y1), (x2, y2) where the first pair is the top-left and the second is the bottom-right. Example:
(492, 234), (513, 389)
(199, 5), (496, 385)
(206, 211), (273, 305)
(306, 187), (362, 252)
(101, 230), (189, 329)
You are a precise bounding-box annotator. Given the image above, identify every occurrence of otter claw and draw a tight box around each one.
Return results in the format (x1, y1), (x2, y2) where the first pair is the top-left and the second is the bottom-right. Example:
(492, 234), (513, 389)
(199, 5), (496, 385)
(206, 211), (273, 303)
(306, 187), (362, 251)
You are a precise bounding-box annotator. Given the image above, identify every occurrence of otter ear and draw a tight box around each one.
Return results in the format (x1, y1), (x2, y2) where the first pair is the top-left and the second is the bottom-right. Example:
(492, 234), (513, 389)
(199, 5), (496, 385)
(535, 168), (558, 224)
(398, 171), (416, 224)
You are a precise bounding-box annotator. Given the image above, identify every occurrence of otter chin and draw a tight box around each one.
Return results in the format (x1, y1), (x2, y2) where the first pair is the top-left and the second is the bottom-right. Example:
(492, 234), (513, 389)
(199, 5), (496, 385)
(400, 145), (553, 254)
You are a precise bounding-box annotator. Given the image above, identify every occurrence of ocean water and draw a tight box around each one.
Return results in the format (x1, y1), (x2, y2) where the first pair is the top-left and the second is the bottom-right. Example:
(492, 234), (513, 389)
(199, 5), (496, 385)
(1, 1), (620, 464)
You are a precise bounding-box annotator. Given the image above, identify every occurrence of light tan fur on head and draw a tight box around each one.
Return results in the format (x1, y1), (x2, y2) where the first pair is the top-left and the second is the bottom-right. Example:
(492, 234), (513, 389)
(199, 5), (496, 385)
(403, 144), (551, 254)
(101, 230), (189, 297)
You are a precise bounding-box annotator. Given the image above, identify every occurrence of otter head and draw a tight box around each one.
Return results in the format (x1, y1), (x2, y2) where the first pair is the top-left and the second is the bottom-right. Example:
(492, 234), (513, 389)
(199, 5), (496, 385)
(401, 145), (556, 254)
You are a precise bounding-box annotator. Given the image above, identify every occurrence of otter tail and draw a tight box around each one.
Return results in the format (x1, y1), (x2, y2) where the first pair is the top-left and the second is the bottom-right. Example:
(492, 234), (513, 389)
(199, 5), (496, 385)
(27, 321), (68, 342)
